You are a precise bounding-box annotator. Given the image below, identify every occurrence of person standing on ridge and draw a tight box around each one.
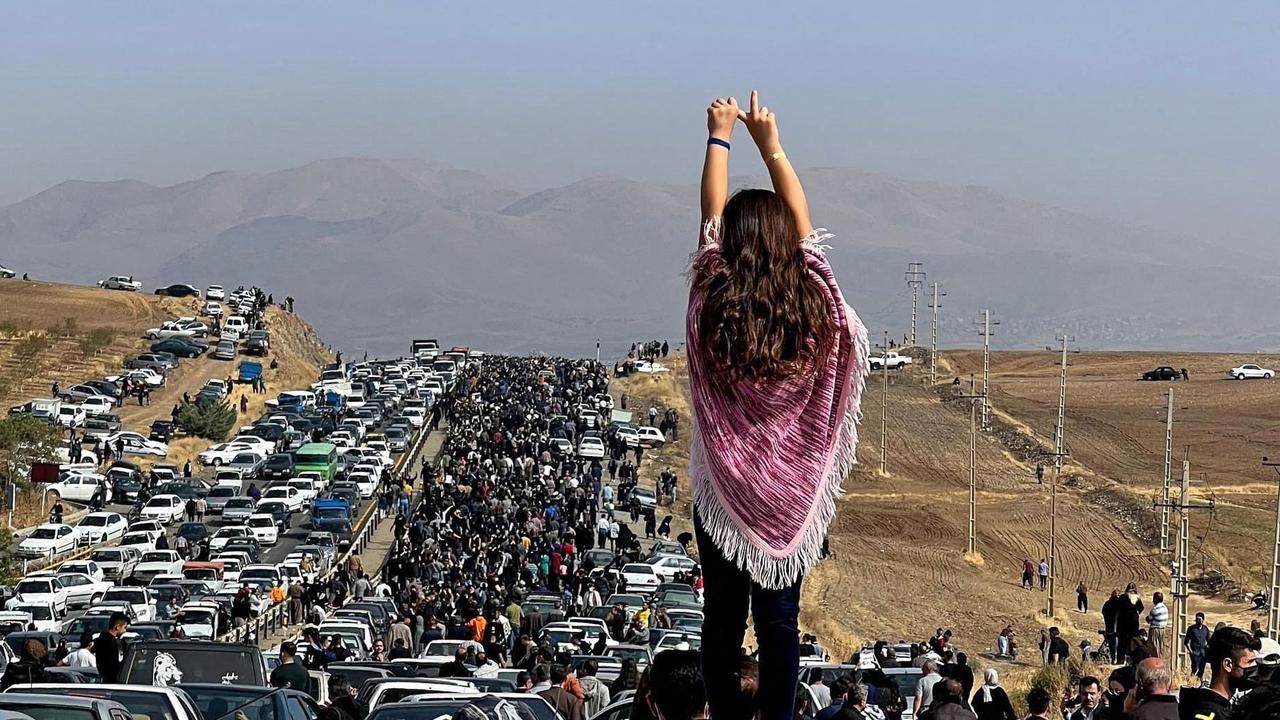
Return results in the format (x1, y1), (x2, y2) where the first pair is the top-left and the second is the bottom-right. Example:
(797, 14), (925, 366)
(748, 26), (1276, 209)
(688, 90), (868, 720)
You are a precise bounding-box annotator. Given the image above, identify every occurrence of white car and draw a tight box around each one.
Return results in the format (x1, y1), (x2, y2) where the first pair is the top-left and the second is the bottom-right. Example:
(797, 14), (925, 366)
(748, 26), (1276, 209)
(178, 601), (221, 640)
(577, 436), (606, 459)
(76, 397), (115, 418)
(55, 404), (86, 429)
(202, 300), (224, 318)
(209, 526), (252, 553)
(9, 602), (60, 632)
(620, 563), (662, 594)
(223, 315), (249, 338)
(645, 555), (699, 582)
(54, 572), (113, 608)
(144, 324), (199, 340)
(74, 511), (128, 545)
(118, 530), (159, 552)
(140, 494), (185, 524)
(347, 471), (378, 499)
(106, 368), (166, 388)
(98, 275), (142, 291)
(635, 426), (666, 448)
(230, 435), (276, 454)
(59, 560), (106, 583)
(199, 442), (261, 466)
(616, 426), (640, 448)
(401, 407), (427, 427)
(286, 479), (319, 506)
(0, 264), (15, 279)
(102, 587), (155, 622)
(206, 285), (226, 301)
(45, 474), (103, 503)
(16, 524), (78, 559)
(131, 550), (184, 584)
(634, 361), (671, 374)
(6, 576), (69, 616)
(104, 431), (168, 457)
(89, 548), (139, 582)
(245, 514), (280, 546)
(262, 485), (303, 513)
(1231, 364), (1274, 380)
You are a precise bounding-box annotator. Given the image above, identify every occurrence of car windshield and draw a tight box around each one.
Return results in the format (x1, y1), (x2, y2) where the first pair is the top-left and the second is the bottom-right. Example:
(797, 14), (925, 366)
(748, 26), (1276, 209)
(91, 551), (123, 562)
(141, 552), (173, 563)
(226, 499), (254, 509)
(81, 516), (109, 527)
(16, 581), (50, 594)
(248, 517), (272, 527)
(28, 528), (57, 539)
(314, 507), (346, 519)
(145, 498), (171, 507)
(209, 487), (236, 497)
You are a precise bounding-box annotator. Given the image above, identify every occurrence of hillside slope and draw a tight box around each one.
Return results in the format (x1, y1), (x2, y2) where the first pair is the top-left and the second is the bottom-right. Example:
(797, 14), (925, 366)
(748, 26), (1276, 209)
(5, 158), (1277, 356)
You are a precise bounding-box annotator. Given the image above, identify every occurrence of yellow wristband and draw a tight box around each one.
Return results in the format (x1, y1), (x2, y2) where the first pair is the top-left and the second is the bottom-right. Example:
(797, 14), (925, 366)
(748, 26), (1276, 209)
(768, 150), (787, 163)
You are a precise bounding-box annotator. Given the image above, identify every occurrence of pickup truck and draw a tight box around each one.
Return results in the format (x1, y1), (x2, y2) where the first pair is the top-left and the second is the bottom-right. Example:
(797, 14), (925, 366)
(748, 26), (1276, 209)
(98, 275), (142, 291)
(870, 351), (914, 370)
(238, 360), (263, 384)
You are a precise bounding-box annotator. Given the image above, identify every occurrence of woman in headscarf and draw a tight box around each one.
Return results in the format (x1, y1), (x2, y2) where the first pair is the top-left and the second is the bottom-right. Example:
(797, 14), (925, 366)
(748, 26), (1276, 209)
(970, 668), (1016, 720)
(689, 90), (868, 720)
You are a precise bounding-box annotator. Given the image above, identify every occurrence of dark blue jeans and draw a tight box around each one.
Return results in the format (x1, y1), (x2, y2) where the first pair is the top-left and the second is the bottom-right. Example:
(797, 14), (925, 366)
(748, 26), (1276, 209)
(696, 514), (802, 720)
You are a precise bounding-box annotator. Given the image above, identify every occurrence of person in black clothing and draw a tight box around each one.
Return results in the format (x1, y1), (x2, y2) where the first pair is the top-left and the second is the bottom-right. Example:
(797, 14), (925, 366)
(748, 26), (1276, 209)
(388, 638), (411, 660)
(0, 638), (52, 690)
(1047, 627), (1071, 665)
(438, 646), (472, 677)
(270, 642), (310, 691)
(322, 675), (368, 720)
(970, 668), (1016, 720)
(94, 612), (129, 683)
(946, 652), (975, 704)
(1180, 626), (1261, 720)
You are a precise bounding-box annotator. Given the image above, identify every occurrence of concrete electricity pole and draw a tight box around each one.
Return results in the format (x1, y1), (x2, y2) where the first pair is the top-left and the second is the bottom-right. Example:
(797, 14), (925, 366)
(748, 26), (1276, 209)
(1155, 453), (1214, 673)
(905, 263), (926, 346)
(1262, 458), (1280, 639)
(1160, 389), (1175, 554)
(1047, 335), (1071, 618)
(929, 283), (945, 385)
(877, 330), (891, 476)
(955, 389), (984, 555)
(976, 310), (999, 431)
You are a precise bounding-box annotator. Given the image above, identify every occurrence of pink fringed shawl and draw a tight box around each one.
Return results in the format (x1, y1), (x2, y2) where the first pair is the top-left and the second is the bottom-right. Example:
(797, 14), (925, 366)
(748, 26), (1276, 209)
(687, 219), (869, 589)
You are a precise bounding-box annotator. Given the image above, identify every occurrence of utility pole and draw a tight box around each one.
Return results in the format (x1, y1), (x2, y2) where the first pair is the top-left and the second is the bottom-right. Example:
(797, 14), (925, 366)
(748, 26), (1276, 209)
(1262, 458), (1280, 639)
(905, 263), (926, 347)
(1154, 453), (1214, 673)
(929, 283), (945, 385)
(880, 330), (890, 476)
(1160, 389), (1175, 554)
(1047, 335), (1071, 618)
(976, 311), (999, 431)
(955, 389), (984, 555)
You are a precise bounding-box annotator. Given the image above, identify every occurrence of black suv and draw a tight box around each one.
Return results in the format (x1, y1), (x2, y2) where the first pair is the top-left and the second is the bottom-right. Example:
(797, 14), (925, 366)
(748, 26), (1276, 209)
(149, 419), (175, 442)
(261, 453), (295, 481)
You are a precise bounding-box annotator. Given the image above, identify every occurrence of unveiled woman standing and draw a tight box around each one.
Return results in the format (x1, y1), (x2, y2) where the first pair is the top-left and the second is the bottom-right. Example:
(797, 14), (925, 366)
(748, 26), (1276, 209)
(688, 90), (869, 720)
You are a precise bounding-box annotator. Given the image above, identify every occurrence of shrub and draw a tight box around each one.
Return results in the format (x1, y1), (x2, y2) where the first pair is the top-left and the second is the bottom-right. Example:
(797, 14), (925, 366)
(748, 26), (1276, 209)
(78, 327), (117, 357)
(175, 398), (237, 441)
(12, 332), (51, 361)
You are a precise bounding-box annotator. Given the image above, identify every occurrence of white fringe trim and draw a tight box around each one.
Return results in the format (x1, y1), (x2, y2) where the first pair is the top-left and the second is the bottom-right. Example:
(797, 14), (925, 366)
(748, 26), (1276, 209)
(692, 313), (870, 590)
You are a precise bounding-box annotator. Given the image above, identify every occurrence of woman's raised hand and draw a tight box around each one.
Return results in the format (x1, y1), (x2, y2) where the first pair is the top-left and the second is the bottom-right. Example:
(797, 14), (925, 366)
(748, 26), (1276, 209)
(739, 90), (781, 154)
(707, 97), (741, 140)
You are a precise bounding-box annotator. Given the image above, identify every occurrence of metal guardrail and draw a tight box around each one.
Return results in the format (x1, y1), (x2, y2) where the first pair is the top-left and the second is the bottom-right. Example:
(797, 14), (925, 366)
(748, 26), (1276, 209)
(215, 418), (436, 646)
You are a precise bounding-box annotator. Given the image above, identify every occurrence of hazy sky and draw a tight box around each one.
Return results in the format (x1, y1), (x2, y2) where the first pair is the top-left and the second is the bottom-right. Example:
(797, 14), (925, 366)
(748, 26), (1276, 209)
(3, 2), (1277, 248)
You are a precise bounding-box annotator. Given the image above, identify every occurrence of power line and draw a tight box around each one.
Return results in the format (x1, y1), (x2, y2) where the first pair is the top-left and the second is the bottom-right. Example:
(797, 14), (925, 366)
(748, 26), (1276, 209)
(929, 283), (945, 386)
(1047, 334), (1073, 619)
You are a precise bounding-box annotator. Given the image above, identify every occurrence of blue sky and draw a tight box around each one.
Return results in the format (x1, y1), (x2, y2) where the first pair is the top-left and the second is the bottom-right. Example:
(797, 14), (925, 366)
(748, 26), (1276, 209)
(2, 2), (1276, 247)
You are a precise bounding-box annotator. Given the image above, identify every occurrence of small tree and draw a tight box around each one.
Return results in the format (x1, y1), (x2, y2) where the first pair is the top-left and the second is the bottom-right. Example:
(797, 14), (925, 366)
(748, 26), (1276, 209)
(0, 414), (65, 490)
(175, 398), (238, 442)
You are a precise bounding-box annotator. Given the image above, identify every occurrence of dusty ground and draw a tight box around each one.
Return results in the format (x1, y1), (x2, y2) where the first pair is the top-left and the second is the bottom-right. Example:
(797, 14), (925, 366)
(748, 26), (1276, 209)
(621, 350), (1264, 670)
(0, 280), (332, 515)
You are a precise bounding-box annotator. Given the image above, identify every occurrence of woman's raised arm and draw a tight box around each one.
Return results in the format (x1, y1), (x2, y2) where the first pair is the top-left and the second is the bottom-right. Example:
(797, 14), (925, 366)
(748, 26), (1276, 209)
(740, 90), (813, 238)
(701, 97), (740, 243)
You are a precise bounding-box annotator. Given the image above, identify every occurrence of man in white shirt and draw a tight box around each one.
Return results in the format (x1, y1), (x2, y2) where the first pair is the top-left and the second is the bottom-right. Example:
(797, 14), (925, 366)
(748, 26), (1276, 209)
(62, 633), (96, 668)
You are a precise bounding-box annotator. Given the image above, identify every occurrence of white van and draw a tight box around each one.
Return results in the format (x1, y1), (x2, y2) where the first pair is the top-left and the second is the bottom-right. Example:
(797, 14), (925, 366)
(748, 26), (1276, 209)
(30, 399), (61, 422)
(222, 315), (249, 339)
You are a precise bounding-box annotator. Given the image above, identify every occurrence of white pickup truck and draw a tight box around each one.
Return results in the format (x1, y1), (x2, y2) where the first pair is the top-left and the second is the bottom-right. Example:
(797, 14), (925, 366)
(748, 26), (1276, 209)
(869, 351), (913, 370)
(99, 275), (142, 291)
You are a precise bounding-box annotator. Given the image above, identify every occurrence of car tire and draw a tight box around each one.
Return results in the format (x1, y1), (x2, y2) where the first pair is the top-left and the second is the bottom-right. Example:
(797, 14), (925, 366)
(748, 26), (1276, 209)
(1238, 374), (1246, 380)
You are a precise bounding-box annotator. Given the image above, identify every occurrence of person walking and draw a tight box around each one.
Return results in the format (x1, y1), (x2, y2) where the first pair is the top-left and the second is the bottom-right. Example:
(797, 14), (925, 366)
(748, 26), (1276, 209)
(1021, 559), (1035, 590)
(1076, 580), (1089, 613)
(1038, 559), (1049, 591)
(1182, 612), (1210, 681)
(970, 669), (1016, 720)
(688, 91), (869, 720)
(1116, 583), (1145, 664)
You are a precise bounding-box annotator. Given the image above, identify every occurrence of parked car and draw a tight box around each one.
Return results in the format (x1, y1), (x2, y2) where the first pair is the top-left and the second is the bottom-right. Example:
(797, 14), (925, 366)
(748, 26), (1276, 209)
(90, 547), (141, 582)
(205, 285), (226, 300)
(127, 353), (178, 371)
(1141, 366), (1182, 381)
(74, 511), (128, 545)
(150, 338), (207, 358)
(16, 524), (78, 560)
(140, 494), (185, 524)
(98, 275), (142, 291)
(0, 264), (15, 279)
(212, 339), (237, 361)
(154, 283), (200, 297)
(1230, 363), (1274, 380)
(103, 431), (168, 457)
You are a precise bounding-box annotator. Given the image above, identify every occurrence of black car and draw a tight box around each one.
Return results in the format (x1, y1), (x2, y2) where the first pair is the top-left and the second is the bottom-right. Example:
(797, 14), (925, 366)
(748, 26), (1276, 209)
(255, 499), (292, 530)
(113, 476), (143, 503)
(84, 379), (123, 399)
(123, 640), (265, 687)
(1141, 366), (1181, 381)
(84, 415), (120, 437)
(261, 453), (294, 481)
(149, 419), (175, 443)
(176, 522), (211, 545)
(245, 336), (269, 356)
(154, 283), (201, 298)
(246, 423), (286, 444)
(180, 684), (320, 720)
(329, 485), (360, 508)
(127, 353), (178, 371)
(221, 537), (261, 562)
(151, 338), (206, 358)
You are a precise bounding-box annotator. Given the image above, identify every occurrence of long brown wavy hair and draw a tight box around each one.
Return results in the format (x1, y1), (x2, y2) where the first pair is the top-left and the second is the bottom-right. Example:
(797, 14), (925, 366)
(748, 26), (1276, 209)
(692, 189), (836, 382)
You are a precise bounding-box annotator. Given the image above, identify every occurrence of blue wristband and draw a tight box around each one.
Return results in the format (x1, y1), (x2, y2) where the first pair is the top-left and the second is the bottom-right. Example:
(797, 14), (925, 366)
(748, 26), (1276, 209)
(707, 137), (731, 151)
